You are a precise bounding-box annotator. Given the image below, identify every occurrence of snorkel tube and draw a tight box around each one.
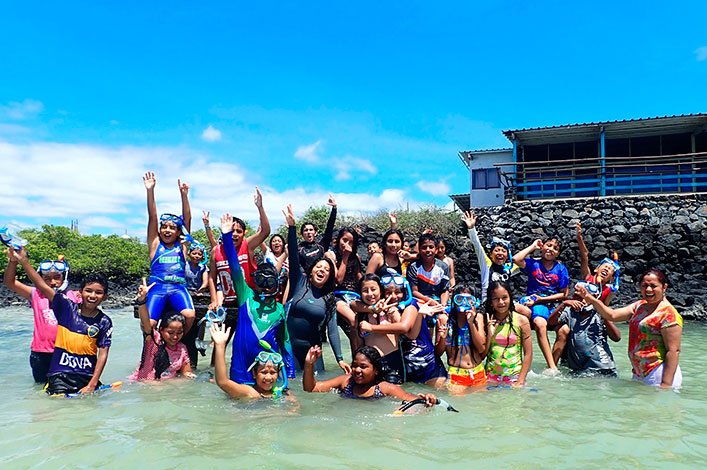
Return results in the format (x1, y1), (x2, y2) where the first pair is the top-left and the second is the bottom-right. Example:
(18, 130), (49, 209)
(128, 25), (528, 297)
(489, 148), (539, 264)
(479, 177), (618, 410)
(38, 256), (70, 292)
(598, 252), (621, 293)
(394, 397), (459, 414)
(398, 278), (414, 310)
(488, 237), (514, 274)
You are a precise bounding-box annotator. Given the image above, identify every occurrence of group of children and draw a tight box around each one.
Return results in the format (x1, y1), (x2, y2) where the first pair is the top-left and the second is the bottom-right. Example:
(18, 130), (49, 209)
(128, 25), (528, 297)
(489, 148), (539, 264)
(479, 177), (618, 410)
(2, 172), (684, 403)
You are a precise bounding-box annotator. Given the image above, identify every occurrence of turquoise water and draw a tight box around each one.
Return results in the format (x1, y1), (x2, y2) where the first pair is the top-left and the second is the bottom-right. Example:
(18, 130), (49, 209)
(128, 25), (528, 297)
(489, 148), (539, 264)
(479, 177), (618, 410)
(1, 306), (706, 469)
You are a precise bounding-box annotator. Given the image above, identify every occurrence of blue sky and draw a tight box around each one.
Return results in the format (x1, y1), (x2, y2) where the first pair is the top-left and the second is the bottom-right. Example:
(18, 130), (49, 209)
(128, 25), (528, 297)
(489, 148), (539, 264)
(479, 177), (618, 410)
(1, 1), (705, 235)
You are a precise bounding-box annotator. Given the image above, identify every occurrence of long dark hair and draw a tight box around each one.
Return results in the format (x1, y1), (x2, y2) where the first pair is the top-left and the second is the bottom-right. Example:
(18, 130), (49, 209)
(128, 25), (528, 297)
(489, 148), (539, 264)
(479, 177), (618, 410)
(353, 345), (384, 382)
(151, 312), (186, 380)
(306, 256), (337, 294)
(484, 281), (519, 358)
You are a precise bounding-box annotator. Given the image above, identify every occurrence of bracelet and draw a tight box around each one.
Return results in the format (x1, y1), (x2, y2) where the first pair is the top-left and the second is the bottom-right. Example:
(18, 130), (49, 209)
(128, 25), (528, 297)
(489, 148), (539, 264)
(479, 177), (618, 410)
(135, 297), (148, 306)
(204, 225), (211, 230)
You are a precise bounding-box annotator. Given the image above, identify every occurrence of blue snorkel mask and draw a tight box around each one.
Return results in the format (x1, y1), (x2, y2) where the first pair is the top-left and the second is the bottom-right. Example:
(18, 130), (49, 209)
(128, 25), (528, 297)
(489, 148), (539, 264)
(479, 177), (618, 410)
(0, 225), (28, 251)
(188, 241), (209, 267)
(248, 340), (288, 399)
(160, 213), (184, 229)
(38, 258), (70, 292)
(597, 256), (621, 293)
(198, 306), (227, 327)
(488, 237), (514, 274)
(453, 293), (480, 313)
(380, 275), (414, 310)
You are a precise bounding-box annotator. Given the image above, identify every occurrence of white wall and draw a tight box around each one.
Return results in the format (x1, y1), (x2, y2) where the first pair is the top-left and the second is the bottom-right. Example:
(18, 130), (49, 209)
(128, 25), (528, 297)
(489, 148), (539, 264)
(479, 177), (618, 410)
(467, 149), (512, 207)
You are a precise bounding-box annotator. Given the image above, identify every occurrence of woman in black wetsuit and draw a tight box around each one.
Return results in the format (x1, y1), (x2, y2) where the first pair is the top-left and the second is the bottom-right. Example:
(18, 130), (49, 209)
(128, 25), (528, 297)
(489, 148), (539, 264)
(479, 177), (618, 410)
(283, 204), (350, 374)
(366, 229), (406, 277)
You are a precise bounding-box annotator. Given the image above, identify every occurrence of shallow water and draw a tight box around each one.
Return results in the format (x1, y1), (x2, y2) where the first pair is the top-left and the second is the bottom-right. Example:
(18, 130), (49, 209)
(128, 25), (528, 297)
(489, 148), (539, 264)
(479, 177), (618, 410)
(1, 306), (706, 469)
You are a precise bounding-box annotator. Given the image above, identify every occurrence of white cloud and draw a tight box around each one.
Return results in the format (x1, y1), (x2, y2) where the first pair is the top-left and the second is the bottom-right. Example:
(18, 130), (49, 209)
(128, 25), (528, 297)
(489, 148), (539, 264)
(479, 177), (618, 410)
(294, 140), (322, 163)
(696, 46), (707, 62)
(416, 179), (450, 196)
(334, 156), (377, 181)
(201, 125), (222, 142)
(0, 99), (44, 120)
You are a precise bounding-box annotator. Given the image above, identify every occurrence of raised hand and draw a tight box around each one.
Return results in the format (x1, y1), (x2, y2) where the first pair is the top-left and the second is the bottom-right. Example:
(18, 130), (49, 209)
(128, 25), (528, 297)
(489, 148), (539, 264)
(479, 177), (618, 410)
(202, 210), (210, 227)
(338, 360), (352, 375)
(418, 300), (445, 317)
(283, 204), (296, 227)
(575, 284), (590, 301)
(178, 178), (189, 196)
(327, 194), (337, 208)
(533, 239), (544, 250)
(136, 277), (156, 302)
(220, 213), (233, 234)
(422, 228), (434, 235)
(209, 323), (231, 346)
(341, 237), (353, 254)
(575, 221), (583, 239)
(143, 171), (156, 190)
(388, 212), (397, 226)
(462, 210), (477, 229)
(305, 345), (322, 365)
(254, 186), (263, 208)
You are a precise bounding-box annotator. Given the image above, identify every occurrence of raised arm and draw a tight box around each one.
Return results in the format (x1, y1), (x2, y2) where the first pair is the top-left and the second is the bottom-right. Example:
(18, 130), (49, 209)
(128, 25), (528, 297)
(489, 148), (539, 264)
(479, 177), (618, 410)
(302, 346), (348, 392)
(284, 205), (303, 290)
(576, 222), (590, 279)
(136, 279), (156, 336)
(220, 213), (250, 307)
(13, 247), (55, 301)
(202, 211), (218, 249)
(3, 249), (32, 300)
(319, 195), (337, 251)
(388, 213), (398, 230)
(247, 187), (271, 251)
(575, 285), (634, 322)
(178, 179), (192, 232)
(210, 323), (260, 398)
(143, 171), (159, 249)
(512, 239), (543, 269)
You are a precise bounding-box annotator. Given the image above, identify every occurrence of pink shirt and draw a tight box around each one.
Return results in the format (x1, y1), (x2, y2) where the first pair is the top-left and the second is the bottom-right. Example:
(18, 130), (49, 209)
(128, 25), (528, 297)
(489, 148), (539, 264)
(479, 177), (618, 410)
(129, 332), (190, 381)
(29, 288), (81, 353)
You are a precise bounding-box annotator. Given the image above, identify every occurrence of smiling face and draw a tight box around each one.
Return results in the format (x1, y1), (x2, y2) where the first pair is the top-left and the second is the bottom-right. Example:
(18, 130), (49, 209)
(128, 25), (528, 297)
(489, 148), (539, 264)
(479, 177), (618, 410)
(436, 240), (446, 257)
(384, 284), (404, 303)
(350, 353), (377, 385)
(302, 224), (317, 243)
(310, 259), (331, 288)
(384, 233), (402, 256)
(270, 236), (284, 255)
(253, 362), (279, 391)
(231, 222), (246, 245)
(160, 320), (184, 347)
(79, 282), (107, 310)
(594, 262), (615, 284)
(360, 280), (381, 305)
(188, 249), (204, 264)
(367, 242), (380, 256)
(419, 240), (437, 261)
(541, 239), (561, 261)
(490, 245), (509, 265)
(159, 221), (179, 244)
(41, 271), (65, 289)
(640, 273), (666, 305)
(490, 285), (511, 315)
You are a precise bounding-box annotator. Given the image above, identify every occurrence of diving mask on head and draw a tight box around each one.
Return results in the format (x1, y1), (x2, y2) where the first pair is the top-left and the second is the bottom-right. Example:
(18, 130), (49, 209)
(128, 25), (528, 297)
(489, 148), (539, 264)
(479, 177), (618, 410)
(453, 293), (480, 312)
(380, 275), (413, 309)
(488, 237), (514, 273)
(598, 255), (621, 293)
(159, 213), (184, 228)
(38, 257), (70, 292)
(248, 339), (288, 398)
(188, 241), (209, 266)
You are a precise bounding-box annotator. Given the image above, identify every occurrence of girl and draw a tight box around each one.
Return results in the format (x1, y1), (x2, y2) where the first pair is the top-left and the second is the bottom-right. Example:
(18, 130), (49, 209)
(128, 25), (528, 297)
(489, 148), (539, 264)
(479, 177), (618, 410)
(143, 171), (196, 332)
(327, 227), (363, 352)
(184, 243), (209, 295)
(461, 210), (518, 302)
(211, 323), (291, 399)
(485, 281), (533, 386)
(437, 285), (488, 388)
(436, 238), (456, 289)
(4, 250), (80, 383)
(577, 269), (682, 388)
(354, 274), (405, 384)
(358, 274), (447, 387)
(283, 204), (349, 374)
(303, 345), (437, 406)
(366, 229), (405, 277)
(130, 279), (193, 381)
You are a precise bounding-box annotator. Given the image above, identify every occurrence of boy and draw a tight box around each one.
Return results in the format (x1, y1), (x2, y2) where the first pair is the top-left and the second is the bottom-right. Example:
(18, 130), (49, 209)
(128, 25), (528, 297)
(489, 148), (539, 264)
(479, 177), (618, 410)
(406, 233), (450, 308)
(513, 238), (569, 371)
(12, 247), (112, 395)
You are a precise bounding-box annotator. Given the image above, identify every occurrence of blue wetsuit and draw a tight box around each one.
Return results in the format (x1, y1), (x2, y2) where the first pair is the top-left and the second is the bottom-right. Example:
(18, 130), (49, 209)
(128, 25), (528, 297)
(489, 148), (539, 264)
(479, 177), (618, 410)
(401, 300), (448, 383)
(147, 242), (194, 321)
(223, 233), (296, 384)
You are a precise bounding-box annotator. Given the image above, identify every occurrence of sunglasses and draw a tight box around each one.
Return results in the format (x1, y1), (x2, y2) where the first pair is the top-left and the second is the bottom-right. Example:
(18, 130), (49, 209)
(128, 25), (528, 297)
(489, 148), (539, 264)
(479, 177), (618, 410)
(38, 260), (69, 273)
(247, 351), (283, 372)
(380, 275), (406, 287)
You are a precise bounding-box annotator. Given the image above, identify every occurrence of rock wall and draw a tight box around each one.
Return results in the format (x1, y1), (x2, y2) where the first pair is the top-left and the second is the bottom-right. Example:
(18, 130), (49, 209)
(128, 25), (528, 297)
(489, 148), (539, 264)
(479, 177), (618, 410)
(358, 193), (707, 320)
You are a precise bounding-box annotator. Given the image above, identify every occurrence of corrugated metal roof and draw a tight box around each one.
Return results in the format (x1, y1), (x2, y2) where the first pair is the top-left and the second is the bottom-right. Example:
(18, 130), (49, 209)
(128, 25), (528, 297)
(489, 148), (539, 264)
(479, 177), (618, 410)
(459, 148), (513, 154)
(503, 113), (707, 145)
(449, 193), (471, 212)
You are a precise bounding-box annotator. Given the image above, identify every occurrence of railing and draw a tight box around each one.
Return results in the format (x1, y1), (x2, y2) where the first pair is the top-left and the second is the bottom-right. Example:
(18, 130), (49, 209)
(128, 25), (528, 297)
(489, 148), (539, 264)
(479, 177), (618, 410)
(495, 151), (707, 201)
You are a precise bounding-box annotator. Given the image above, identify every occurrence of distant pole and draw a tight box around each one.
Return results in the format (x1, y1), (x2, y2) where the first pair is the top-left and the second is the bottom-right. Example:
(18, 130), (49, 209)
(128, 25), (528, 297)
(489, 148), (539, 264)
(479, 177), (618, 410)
(599, 126), (606, 197)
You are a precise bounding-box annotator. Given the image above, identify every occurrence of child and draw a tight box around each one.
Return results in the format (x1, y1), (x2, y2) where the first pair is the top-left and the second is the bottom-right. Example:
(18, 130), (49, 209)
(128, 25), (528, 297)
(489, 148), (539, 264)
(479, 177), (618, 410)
(12, 247), (112, 395)
(406, 233), (450, 308)
(211, 323), (290, 399)
(435, 238), (456, 289)
(218, 213), (296, 384)
(303, 345), (437, 406)
(513, 238), (569, 371)
(485, 281), (533, 386)
(4, 250), (81, 383)
(548, 283), (621, 376)
(437, 285), (488, 388)
(130, 279), (194, 381)
(462, 210), (519, 302)
(184, 243), (209, 295)
(143, 171), (195, 332)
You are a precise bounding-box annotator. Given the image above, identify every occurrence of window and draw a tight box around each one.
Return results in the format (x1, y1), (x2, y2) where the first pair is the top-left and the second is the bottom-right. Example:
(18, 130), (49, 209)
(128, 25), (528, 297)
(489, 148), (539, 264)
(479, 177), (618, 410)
(472, 168), (500, 189)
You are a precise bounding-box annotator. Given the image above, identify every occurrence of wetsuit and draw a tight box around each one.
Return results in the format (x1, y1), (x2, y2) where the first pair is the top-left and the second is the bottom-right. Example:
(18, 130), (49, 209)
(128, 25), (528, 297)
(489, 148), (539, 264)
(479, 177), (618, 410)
(222, 233), (296, 384)
(402, 300), (447, 384)
(287, 225), (344, 371)
(297, 206), (336, 272)
(147, 242), (194, 321)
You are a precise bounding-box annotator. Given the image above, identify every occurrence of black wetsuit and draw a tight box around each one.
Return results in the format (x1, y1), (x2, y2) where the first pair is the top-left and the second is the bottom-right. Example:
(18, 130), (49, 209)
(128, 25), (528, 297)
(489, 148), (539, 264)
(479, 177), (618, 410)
(297, 206), (336, 272)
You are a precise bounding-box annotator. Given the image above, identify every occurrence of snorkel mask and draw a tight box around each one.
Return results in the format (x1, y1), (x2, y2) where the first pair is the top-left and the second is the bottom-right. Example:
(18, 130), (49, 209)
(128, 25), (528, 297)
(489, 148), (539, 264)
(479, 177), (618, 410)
(254, 264), (279, 300)
(197, 306), (227, 327)
(188, 241), (208, 267)
(248, 340), (288, 398)
(159, 213), (184, 229)
(575, 281), (601, 297)
(487, 237), (513, 274)
(0, 225), (28, 251)
(598, 254), (621, 293)
(453, 293), (480, 313)
(380, 275), (413, 310)
(38, 256), (70, 292)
